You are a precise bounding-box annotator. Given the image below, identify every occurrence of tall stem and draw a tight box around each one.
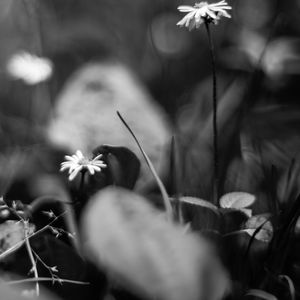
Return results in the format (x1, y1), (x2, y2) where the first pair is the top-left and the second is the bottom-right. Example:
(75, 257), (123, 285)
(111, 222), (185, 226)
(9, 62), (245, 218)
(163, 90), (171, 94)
(205, 22), (219, 206)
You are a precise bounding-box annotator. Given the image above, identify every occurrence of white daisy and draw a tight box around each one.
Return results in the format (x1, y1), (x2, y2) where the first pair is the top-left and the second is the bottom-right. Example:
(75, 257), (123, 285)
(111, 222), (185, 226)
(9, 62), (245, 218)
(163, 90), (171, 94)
(177, 1), (232, 30)
(6, 51), (53, 85)
(60, 150), (107, 181)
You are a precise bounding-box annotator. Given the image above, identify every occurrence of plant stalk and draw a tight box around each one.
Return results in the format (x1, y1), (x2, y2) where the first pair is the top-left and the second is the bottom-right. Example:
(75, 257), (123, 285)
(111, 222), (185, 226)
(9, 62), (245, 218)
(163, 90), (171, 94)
(205, 22), (219, 206)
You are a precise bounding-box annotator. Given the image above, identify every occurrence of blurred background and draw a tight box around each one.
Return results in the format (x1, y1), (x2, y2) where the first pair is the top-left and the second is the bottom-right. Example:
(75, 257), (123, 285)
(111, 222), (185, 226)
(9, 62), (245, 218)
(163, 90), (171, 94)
(0, 0), (300, 200)
(1, 0), (299, 127)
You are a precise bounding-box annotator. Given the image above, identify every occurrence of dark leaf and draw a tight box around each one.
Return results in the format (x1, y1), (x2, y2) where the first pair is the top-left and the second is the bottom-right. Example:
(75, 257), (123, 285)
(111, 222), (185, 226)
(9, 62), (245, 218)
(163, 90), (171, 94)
(92, 144), (140, 190)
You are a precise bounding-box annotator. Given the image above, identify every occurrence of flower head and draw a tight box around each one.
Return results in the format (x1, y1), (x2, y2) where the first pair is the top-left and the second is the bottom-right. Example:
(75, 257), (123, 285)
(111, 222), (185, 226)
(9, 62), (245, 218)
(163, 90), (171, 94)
(177, 1), (232, 30)
(6, 51), (53, 85)
(60, 150), (107, 181)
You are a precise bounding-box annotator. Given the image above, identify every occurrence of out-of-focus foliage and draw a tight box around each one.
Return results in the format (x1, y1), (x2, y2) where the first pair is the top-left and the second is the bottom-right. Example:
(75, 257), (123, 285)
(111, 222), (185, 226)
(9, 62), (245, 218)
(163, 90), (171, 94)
(82, 187), (230, 300)
(47, 61), (171, 188)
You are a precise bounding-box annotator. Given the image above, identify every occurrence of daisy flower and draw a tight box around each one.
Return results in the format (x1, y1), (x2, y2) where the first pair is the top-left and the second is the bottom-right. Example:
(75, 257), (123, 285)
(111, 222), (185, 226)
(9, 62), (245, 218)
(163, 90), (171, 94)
(60, 150), (107, 181)
(6, 51), (53, 85)
(177, 1), (232, 30)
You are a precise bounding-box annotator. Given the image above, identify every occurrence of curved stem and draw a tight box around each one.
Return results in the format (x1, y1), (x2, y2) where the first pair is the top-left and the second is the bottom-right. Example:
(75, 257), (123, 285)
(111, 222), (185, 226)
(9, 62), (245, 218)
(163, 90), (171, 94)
(205, 22), (219, 206)
(117, 111), (173, 221)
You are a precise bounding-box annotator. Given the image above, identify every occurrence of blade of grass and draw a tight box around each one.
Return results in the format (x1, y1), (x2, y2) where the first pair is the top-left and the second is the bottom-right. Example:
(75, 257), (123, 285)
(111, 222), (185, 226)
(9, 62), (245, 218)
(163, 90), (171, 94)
(117, 111), (173, 221)
(279, 275), (295, 300)
(169, 136), (183, 223)
(246, 289), (277, 300)
(244, 218), (272, 260)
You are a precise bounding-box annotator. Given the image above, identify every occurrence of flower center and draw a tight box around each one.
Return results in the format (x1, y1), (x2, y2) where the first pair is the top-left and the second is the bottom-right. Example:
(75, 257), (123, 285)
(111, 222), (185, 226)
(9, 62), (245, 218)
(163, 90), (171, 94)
(78, 158), (90, 166)
(194, 2), (208, 8)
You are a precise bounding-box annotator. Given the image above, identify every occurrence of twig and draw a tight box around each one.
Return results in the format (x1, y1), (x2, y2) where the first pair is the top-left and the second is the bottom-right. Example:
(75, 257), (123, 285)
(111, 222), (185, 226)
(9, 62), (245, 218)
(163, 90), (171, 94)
(24, 220), (39, 297)
(30, 195), (82, 256)
(0, 211), (68, 261)
(4, 278), (90, 286)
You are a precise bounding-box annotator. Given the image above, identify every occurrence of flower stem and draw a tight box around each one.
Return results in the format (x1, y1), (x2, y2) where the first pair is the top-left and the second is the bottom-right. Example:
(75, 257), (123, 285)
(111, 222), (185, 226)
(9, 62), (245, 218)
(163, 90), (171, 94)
(80, 170), (86, 192)
(205, 22), (219, 206)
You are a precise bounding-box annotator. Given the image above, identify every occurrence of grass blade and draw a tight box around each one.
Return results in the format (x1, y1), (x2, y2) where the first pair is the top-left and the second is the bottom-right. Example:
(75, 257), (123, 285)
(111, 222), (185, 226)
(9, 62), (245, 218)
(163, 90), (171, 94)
(117, 111), (173, 220)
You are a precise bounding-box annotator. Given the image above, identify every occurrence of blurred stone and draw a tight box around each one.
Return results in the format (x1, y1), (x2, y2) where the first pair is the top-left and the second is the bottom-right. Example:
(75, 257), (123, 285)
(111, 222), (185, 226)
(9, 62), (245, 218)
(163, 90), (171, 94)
(47, 61), (171, 187)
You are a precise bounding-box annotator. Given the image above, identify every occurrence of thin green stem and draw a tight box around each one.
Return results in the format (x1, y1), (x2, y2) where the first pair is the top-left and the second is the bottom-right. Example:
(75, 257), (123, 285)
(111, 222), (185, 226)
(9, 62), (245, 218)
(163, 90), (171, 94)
(80, 170), (86, 192)
(205, 22), (219, 206)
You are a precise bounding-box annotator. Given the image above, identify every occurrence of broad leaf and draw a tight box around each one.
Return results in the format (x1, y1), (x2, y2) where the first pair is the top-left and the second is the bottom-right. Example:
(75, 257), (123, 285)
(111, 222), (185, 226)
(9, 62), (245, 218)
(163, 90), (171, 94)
(179, 197), (220, 233)
(244, 214), (273, 243)
(92, 144), (140, 190)
(219, 192), (256, 209)
(179, 197), (219, 214)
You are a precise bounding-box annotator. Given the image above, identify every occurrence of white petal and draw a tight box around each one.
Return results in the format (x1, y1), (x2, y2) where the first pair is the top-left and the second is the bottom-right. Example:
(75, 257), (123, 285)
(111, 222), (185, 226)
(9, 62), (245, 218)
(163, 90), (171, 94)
(69, 169), (80, 181)
(93, 154), (103, 161)
(177, 5), (195, 12)
(75, 165), (83, 173)
(210, 1), (227, 7)
(195, 8), (204, 22)
(64, 155), (76, 161)
(218, 10), (231, 18)
(71, 154), (80, 162)
(61, 161), (75, 166)
(68, 165), (78, 174)
(93, 161), (106, 166)
(205, 9), (218, 19)
(60, 166), (69, 172)
(92, 166), (101, 172)
(87, 165), (95, 175)
(177, 15), (191, 27)
(75, 150), (84, 159)
(60, 164), (72, 171)
(211, 6), (232, 10)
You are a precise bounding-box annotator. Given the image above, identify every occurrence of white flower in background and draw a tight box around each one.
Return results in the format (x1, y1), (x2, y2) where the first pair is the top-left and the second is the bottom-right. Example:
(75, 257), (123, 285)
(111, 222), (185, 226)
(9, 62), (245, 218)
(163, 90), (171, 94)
(60, 150), (107, 181)
(6, 51), (53, 85)
(177, 1), (232, 30)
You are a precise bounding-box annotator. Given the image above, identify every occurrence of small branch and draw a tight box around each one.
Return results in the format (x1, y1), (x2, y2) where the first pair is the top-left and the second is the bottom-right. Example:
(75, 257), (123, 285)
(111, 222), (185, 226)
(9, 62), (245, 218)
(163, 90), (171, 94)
(4, 277), (90, 286)
(0, 211), (68, 261)
(205, 22), (219, 206)
(24, 220), (39, 297)
(30, 195), (82, 256)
